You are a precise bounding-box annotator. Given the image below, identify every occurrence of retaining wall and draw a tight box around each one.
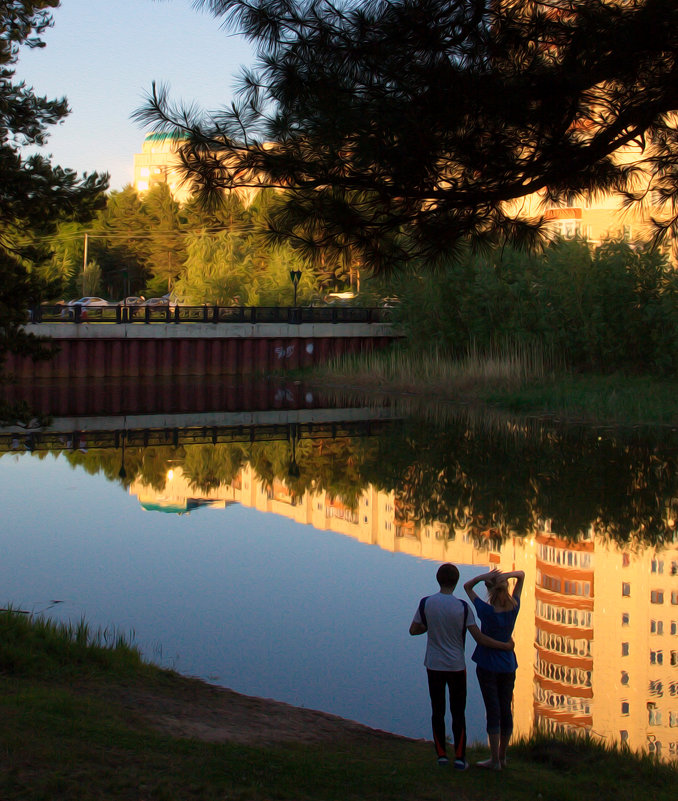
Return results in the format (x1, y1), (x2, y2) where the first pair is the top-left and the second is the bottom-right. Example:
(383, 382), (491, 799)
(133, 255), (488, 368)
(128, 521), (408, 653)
(7, 322), (400, 378)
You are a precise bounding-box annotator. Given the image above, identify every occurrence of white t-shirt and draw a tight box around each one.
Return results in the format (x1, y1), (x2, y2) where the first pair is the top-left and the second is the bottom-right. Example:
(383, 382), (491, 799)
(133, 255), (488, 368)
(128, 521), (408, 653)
(412, 592), (476, 671)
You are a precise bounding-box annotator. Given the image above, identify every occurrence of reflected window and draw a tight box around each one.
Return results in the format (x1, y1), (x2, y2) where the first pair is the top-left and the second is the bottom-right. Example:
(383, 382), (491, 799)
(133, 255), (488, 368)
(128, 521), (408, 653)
(622, 612), (630, 626)
(671, 652), (678, 667)
(650, 650), (664, 665)
(622, 642), (630, 656)
(651, 590), (665, 604)
(622, 582), (631, 597)
(648, 703), (662, 726)
(672, 591), (678, 605)
(670, 712), (678, 728)
(651, 620), (664, 635)
(622, 553), (631, 567)
(671, 622), (677, 636)
(621, 702), (630, 715)
(621, 671), (629, 686)
(620, 730), (629, 742)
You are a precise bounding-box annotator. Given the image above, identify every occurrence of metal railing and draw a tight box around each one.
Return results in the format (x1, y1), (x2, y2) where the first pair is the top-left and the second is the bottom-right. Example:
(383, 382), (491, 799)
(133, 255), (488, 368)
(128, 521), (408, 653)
(30, 304), (394, 325)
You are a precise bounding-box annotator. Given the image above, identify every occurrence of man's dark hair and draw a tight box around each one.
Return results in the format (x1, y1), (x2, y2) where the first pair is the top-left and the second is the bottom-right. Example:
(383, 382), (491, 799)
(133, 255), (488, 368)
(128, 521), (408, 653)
(436, 563), (459, 589)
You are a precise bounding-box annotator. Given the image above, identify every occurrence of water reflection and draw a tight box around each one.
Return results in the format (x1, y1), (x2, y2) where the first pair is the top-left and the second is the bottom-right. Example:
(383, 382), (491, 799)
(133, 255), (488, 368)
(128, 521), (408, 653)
(2, 407), (678, 761)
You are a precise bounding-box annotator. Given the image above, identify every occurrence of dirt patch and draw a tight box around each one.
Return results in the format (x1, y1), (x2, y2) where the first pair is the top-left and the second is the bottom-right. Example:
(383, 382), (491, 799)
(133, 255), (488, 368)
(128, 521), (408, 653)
(92, 674), (414, 748)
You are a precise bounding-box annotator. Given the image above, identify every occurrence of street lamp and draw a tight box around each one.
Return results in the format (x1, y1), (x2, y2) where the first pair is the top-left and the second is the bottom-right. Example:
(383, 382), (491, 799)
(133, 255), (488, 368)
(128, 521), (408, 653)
(289, 270), (302, 307)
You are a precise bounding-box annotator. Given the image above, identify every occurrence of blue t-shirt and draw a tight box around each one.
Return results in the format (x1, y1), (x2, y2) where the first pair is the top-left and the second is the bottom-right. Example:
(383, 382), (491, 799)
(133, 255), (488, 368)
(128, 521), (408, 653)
(470, 597), (519, 673)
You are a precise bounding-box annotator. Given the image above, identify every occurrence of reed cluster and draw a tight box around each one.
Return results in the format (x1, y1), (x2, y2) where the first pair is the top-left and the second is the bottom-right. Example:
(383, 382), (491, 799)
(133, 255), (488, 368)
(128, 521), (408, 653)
(322, 340), (550, 399)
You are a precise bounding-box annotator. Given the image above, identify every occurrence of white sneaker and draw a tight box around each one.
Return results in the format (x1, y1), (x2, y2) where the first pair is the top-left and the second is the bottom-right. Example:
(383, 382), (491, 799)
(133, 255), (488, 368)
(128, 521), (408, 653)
(476, 758), (502, 771)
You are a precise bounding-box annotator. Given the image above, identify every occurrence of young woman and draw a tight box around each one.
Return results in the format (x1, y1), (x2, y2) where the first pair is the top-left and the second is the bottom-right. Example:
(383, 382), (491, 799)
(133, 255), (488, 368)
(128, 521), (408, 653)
(464, 568), (525, 770)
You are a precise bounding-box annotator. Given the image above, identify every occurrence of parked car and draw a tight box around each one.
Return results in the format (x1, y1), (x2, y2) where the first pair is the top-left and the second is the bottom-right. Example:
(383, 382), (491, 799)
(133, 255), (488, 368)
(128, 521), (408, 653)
(143, 294), (181, 309)
(119, 296), (145, 306)
(67, 297), (112, 307)
(64, 297), (114, 320)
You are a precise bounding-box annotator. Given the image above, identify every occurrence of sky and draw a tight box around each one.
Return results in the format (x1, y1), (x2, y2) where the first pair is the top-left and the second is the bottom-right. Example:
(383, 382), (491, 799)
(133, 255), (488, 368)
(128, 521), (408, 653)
(17, 0), (255, 191)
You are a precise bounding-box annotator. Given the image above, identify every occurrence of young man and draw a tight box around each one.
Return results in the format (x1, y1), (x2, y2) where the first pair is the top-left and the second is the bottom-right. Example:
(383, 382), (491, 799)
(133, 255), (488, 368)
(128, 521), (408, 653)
(409, 563), (515, 770)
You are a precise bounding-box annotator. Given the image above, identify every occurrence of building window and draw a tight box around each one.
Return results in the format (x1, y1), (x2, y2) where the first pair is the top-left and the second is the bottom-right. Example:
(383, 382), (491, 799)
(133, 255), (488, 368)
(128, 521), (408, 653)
(621, 671), (629, 686)
(621, 702), (630, 715)
(670, 712), (678, 728)
(651, 590), (665, 604)
(671, 622), (677, 636)
(622, 642), (630, 656)
(651, 651), (664, 665)
(651, 620), (664, 635)
(622, 612), (630, 626)
(671, 652), (678, 667)
(672, 591), (678, 605)
(622, 553), (631, 567)
(622, 582), (631, 597)
(651, 559), (664, 574)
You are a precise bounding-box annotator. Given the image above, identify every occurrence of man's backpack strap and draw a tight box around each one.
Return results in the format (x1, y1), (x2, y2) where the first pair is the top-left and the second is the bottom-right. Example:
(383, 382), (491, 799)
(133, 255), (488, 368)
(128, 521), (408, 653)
(461, 599), (469, 642)
(418, 596), (430, 629)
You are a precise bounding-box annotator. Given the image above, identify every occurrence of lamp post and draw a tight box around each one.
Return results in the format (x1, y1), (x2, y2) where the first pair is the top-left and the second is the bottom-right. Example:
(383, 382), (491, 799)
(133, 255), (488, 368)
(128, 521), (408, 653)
(289, 270), (302, 307)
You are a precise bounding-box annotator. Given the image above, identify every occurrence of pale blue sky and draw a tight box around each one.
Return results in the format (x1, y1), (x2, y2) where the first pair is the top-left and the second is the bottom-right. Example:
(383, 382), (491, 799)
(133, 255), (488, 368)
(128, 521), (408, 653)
(17, 0), (254, 190)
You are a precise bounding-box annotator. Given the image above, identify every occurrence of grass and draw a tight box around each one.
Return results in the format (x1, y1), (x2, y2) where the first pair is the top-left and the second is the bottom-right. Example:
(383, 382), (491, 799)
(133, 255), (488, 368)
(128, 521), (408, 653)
(490, 372), (678, 426)
(1, 609), (676, 800)
(315, 345), (678, 426)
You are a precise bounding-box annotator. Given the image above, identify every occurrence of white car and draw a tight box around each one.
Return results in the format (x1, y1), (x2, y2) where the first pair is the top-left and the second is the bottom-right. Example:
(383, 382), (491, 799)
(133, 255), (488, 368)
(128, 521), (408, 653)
(67, 297), (113, 307)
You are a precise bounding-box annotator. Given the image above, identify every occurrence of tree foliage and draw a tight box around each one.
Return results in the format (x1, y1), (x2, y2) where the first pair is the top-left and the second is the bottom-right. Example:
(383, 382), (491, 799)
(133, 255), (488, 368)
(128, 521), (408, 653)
(137, 0), (678, 269)
(46, 186), (327, 304)
(0, 1), (108, 365)
(391, 238), (678, 374)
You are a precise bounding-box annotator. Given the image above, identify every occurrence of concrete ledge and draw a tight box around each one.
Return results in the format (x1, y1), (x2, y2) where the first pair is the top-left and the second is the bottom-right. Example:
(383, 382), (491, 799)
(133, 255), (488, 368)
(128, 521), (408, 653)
(24, 322), (401, 339)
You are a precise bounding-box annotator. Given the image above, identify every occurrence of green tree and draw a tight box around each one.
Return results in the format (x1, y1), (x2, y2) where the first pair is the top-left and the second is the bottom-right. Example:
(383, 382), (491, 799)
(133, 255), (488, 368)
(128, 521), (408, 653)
(0, 1), (107, 365)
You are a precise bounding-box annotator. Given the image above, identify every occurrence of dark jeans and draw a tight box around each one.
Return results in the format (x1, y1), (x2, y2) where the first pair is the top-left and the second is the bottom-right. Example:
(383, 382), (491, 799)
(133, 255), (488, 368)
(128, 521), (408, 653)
(426, 668), (467, 760)
(476, 665), (516, 736)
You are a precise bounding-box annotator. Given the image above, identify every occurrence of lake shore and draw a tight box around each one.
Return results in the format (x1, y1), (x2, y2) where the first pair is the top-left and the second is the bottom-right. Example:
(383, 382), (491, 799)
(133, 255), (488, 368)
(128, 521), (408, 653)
(2, 610), (676, 800)
(312, 355), (678, 427)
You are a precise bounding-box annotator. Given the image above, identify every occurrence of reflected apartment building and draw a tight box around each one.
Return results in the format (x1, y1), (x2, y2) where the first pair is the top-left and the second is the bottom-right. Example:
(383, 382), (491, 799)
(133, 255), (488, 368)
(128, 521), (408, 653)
(130, 464), (678, 758)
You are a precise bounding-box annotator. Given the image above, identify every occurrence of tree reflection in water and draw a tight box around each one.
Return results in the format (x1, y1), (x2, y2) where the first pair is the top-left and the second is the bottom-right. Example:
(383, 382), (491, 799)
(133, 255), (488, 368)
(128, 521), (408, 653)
(26, 413), (678, 548)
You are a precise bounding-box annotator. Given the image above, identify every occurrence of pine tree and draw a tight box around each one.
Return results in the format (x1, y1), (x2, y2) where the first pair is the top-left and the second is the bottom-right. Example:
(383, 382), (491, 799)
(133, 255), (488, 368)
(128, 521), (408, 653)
(138, 0), (678, 270)
(1, 1), (108, 365)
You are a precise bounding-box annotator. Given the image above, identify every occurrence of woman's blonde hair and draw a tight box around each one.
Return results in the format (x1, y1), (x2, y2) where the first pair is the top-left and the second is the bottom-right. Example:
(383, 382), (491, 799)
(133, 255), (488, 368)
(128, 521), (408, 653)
(486, 579), (517, 608)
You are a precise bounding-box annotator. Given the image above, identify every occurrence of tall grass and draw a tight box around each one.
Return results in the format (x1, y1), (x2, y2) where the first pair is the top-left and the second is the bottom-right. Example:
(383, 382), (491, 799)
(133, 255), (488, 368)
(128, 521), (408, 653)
(321, 340), (551, 397)
(0, 607), (144, 677)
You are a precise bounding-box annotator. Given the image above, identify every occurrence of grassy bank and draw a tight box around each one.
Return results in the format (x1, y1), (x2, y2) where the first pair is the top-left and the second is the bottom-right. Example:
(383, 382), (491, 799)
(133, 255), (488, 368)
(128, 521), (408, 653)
(1, 610), (676, 800)
(316, 347), (678, 426)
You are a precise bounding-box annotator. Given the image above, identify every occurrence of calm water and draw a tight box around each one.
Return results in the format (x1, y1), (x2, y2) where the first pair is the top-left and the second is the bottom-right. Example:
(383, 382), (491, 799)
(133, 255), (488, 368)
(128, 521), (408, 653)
(1, 385), (678, 762)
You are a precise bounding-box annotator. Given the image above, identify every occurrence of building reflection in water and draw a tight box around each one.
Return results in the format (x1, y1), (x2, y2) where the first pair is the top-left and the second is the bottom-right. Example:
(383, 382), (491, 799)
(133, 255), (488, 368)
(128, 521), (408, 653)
(130, 464), (678, 761)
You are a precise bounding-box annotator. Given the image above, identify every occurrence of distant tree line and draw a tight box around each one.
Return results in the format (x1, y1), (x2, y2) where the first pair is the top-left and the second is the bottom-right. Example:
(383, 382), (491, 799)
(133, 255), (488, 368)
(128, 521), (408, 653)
(41, 184), (371, 305)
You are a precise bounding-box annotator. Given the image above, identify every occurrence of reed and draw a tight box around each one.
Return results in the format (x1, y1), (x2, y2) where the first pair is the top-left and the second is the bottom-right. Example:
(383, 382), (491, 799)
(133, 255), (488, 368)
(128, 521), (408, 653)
(321, 340), (551, 398)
